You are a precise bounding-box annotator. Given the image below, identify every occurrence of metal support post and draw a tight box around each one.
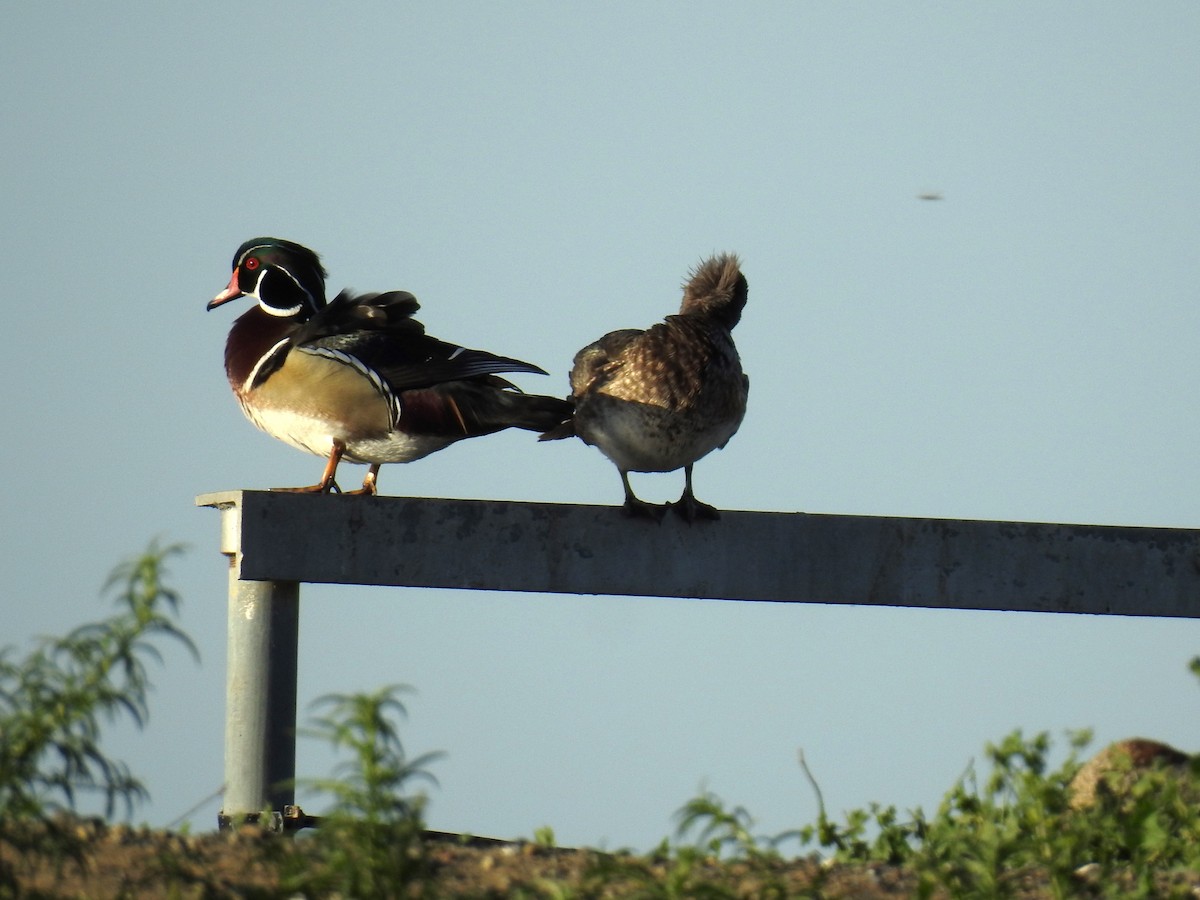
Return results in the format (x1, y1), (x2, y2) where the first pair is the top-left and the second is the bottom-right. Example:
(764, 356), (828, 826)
(201, 493), (299, 826)
(199, 488), (1200, 832)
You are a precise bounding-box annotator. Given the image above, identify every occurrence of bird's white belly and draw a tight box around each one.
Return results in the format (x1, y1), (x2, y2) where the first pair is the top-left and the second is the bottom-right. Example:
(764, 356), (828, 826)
(574, 395), (740, 473)
(343, 432), (455, 464)
(242, 403), (453, 464)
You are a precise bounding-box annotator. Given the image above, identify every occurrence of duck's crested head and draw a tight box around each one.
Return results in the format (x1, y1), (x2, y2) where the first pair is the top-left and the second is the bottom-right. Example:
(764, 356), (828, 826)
(208, 237), (328, 319)
(678, 253), (747, 329)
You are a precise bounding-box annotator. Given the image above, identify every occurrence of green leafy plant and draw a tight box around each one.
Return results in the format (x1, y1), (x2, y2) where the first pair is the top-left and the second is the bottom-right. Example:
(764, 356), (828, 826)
(791, 725), (1200, 899)
(0, 540), (196, 890)
(905, 731), (1076, 898)
(792, 748), (925, 865)
(581, 841), (730, 900)
(284, 684), (444, 899)
(577, 791), (795, 900)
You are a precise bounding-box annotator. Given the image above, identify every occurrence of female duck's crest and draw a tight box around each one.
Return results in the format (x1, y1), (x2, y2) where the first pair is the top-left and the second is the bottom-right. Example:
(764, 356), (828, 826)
(679, 252), (747, 329)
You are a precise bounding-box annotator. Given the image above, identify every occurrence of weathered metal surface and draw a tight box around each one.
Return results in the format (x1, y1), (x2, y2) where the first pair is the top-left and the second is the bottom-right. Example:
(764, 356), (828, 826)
(198, 491), (1200, 618)
(196, 490), (1200, 822)
(205, 495), (299, 820)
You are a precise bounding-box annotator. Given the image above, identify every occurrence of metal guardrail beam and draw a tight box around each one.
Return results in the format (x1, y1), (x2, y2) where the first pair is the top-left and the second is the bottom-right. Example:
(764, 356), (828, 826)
(199, 490), (1200, 616)
(197, 489), (1200, 824)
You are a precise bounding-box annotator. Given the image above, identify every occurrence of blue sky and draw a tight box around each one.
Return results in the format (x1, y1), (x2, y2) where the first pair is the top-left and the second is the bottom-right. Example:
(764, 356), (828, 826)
(3, 3), (1200, 849)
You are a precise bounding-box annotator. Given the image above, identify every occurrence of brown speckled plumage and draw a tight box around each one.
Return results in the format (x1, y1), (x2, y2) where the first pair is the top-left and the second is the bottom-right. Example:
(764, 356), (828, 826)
(544, 253), (749, 521)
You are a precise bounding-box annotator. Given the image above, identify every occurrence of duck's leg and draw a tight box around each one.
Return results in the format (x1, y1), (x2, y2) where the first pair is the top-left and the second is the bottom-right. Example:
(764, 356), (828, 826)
(669, 464), (720, 522)
(620, 470), (667, 521)
(345, 464), (381, 496)
(275, 443), (344, 494)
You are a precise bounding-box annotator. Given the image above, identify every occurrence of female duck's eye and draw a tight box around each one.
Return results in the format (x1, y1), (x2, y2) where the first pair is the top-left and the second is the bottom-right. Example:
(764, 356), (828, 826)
(243, 257), (260, 270)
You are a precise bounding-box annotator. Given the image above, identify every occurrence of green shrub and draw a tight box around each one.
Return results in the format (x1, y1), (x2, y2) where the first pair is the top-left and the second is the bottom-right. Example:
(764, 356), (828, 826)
(284, 685), (444, 898)
(0, 540), (196, 890)
(796, 726), (1200, 899)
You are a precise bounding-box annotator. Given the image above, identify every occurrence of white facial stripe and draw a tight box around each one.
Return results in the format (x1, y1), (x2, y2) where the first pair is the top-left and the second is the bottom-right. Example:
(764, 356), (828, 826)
(238, 243), (273, 265)
(253, 266), (307, 317)
(237, 247), (317, 316)
(249, 267), (268, 298)
(274, 264), (306, 295)
(276, 263), (316, 310)
(448, 346), (466, 359)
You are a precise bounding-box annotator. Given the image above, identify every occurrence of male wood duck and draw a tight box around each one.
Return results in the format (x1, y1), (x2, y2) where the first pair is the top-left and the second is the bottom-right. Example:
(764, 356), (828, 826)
(208, 237), (572, 495)
(541, 253), (749, 521)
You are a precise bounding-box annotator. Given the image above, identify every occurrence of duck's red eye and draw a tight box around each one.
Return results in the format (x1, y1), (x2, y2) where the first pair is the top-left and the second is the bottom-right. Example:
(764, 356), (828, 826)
(244, 257), (260, 270)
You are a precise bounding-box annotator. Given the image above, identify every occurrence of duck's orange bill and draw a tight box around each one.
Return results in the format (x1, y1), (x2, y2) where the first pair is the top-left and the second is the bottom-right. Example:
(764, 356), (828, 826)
(207, 268), (243, 310)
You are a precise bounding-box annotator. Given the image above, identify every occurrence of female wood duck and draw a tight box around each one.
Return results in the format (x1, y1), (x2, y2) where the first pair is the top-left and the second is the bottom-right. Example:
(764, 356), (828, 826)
(541, 254), (749, 521)
(208, 237), (572, 495)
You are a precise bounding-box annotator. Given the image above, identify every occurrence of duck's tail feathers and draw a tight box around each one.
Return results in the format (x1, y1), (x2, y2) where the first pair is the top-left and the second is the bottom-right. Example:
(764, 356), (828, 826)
(497, 391), (575, 434)
(445, 382), (574, 437)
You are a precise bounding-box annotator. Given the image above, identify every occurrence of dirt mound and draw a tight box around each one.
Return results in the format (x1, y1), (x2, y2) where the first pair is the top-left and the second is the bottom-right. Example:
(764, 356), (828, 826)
(0, 818), (921, 898)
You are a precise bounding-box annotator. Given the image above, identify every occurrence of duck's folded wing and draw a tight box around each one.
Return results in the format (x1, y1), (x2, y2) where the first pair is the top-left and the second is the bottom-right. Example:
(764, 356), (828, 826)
(306, 329), (546, 393)
(384, 338), (548, 391)
(296, 290), (425, 341)
(298, 289), (547, 391)
(568, 328), (644, 395)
